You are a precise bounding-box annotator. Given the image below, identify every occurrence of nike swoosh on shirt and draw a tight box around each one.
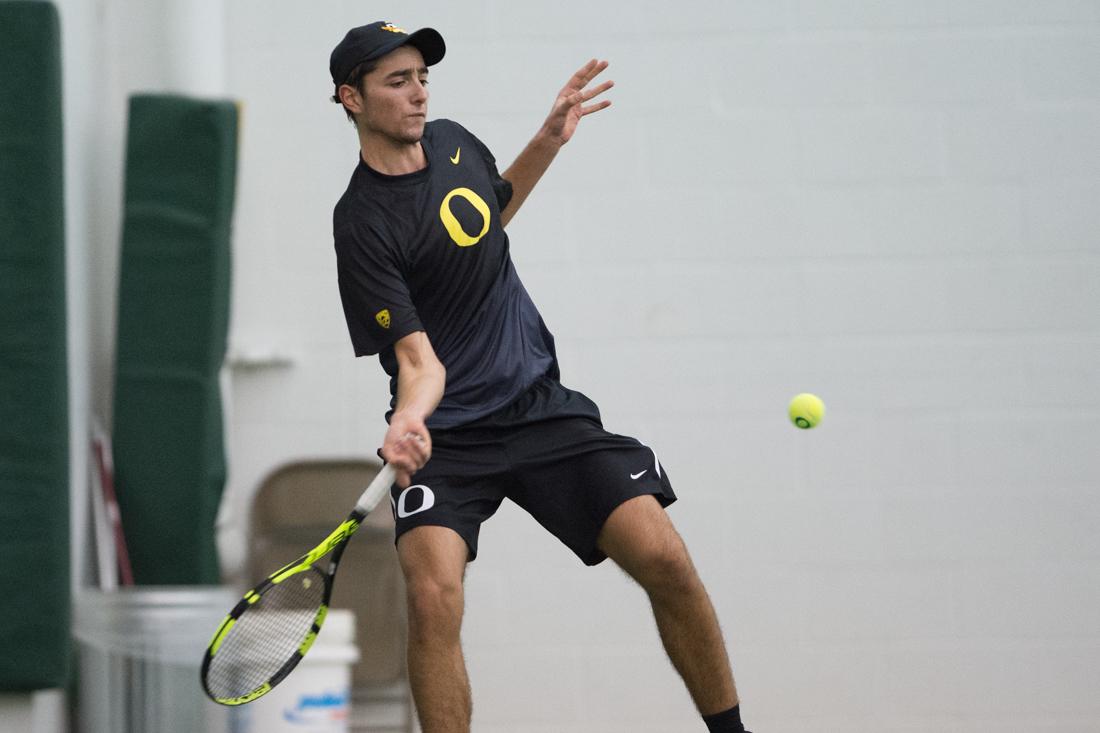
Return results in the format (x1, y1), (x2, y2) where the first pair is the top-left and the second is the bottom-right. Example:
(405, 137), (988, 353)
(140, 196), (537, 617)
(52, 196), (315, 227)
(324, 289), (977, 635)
(450, 147), (461, 164)
(630, 470), (647, 480)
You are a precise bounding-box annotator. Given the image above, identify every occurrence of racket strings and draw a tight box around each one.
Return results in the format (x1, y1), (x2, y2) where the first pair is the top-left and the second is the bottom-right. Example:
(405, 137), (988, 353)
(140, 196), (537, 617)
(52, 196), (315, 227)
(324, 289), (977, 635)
(204, 566), (328, 699)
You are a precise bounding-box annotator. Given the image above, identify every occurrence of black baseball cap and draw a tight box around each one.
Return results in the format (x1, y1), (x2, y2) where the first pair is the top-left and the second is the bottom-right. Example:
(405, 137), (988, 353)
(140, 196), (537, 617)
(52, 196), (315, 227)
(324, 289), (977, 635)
(329, 21), (446, 87)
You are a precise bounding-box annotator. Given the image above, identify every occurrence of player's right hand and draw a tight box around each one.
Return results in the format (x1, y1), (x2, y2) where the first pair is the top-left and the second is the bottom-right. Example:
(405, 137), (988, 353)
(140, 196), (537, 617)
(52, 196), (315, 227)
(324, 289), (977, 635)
(381, 416), (432, 488)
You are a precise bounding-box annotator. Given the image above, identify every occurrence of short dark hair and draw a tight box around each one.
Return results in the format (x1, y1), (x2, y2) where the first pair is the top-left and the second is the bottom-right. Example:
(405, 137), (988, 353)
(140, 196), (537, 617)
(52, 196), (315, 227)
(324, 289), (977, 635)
(331, 59), (379, 123)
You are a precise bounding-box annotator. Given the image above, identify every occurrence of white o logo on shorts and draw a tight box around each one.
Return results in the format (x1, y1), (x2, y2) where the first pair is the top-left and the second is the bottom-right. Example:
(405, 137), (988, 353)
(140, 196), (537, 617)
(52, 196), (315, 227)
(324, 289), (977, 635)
(395, 484), (436, 518)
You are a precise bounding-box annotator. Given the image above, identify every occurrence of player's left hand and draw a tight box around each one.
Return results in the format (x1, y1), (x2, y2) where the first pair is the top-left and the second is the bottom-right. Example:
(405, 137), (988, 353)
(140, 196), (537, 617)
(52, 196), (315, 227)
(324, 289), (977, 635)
(541, 59), (613, 146)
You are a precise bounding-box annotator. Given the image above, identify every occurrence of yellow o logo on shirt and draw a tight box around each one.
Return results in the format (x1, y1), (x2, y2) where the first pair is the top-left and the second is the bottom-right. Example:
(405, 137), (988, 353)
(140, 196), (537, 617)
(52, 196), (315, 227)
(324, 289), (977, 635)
(439, 187), (491, 247)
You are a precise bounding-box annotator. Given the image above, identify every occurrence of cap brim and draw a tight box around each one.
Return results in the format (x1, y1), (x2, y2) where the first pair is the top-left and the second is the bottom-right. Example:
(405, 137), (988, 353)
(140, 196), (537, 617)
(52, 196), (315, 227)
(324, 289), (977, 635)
(406, 27), (445, 66)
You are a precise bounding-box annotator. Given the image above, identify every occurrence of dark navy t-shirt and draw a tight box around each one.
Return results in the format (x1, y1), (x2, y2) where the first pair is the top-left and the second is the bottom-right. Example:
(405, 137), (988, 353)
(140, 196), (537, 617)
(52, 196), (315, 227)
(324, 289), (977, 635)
(333, 119), (559, 428)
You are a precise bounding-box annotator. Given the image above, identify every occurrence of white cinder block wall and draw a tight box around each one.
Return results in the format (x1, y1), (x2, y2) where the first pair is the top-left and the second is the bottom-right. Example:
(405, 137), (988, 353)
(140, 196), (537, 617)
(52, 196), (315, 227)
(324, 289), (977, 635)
(57, 1), (1099, 732)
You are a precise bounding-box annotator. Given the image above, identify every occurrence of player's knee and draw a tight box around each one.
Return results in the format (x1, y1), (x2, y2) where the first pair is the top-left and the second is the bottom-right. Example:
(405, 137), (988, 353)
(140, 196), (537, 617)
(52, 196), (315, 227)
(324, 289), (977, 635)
(405, 574), (464, 634)
(633, 539), (700, 599)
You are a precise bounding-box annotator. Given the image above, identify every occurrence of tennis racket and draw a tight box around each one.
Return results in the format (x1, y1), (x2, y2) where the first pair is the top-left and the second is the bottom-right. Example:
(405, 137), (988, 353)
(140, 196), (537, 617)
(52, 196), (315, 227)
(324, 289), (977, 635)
(201, 462), (396, 705)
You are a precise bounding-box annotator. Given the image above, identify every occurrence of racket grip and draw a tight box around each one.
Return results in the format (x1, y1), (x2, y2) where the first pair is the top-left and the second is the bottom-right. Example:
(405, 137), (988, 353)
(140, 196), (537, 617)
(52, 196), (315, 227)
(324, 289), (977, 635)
(354, 463), (397, 513)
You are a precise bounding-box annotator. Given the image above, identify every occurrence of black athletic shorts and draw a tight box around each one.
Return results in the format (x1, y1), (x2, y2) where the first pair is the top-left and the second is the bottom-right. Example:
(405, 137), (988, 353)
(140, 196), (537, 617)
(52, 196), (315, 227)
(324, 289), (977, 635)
(387, 375), (677, 565)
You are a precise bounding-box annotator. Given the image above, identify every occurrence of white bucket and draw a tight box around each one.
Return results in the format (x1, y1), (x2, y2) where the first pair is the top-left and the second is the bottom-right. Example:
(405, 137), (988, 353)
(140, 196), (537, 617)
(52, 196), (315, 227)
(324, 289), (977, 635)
(237, 609), (360, 733)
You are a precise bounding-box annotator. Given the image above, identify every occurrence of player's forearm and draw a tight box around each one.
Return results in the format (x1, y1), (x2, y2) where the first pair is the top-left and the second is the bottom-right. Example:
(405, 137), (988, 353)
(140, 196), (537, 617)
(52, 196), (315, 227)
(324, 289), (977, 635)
(385, 344), (444, 485)
(393, 357), (446, 424)
(500, 131), (562, 228)
(390, 330), (446, 426)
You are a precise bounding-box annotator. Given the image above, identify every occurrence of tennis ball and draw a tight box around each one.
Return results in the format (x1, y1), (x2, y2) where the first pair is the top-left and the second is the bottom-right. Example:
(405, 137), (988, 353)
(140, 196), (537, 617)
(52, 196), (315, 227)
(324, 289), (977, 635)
(789, 393), (825, 429)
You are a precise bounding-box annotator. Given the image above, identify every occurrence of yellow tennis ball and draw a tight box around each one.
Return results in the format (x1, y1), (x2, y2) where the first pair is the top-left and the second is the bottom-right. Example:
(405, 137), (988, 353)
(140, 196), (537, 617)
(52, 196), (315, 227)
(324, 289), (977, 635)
(789, 393), (825, 429)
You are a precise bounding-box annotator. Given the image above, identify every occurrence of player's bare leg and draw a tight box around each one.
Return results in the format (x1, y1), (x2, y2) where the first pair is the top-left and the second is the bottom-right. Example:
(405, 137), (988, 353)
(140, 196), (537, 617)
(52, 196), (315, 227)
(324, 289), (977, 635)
(597, 495), (739, 715)
(397, 526), (472, 733)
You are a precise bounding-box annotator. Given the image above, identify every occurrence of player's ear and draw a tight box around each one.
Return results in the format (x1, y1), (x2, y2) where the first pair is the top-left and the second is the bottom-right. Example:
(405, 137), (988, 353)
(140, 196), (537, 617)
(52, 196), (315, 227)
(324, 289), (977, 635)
(338, 83), (365, 115)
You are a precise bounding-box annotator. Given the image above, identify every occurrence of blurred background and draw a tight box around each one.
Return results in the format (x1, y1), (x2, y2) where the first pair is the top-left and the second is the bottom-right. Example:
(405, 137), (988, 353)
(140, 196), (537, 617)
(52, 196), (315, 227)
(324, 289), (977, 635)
(1, 0), (1098, 731)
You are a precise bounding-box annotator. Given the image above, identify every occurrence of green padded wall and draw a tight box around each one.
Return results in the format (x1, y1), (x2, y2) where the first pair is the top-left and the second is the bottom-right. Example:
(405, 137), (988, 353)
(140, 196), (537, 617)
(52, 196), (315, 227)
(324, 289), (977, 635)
(0, 1), (70, 690)
(112, 95), (237, 585)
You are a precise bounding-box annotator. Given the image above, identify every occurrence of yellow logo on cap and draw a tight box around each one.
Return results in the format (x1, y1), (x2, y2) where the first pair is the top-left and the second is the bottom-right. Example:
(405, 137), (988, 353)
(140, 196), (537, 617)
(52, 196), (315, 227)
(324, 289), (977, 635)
(380, 23), (406, 34)
(375, 309), (391, 328)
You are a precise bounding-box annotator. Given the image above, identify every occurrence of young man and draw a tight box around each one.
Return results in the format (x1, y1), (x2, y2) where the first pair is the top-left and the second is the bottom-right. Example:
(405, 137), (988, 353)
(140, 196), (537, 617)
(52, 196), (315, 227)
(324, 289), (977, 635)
(329, 21), (751, 733)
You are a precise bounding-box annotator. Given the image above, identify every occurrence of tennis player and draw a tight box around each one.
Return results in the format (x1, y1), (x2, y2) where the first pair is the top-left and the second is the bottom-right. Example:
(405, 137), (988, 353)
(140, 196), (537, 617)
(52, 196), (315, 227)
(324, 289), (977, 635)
(329, 21), (751, 733)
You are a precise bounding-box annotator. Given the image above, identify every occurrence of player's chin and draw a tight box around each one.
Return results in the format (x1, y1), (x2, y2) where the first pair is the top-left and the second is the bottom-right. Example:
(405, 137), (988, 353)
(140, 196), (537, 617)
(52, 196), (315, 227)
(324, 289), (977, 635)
(399, 117), (426, 143)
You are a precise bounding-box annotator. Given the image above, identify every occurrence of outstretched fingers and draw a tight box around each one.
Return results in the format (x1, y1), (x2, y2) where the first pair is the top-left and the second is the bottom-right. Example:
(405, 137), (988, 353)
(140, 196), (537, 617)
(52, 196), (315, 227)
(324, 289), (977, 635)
(569, 58), (609, 88)
(581, 98), (612, 116)
(546, 58), (615, 144)
(565, 77), (614, 114)
(582, 78), (615, 101)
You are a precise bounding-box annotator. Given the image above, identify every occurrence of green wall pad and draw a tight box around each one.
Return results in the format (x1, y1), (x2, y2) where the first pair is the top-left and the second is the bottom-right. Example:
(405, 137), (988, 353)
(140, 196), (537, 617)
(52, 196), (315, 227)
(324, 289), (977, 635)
(0, 1), (70, 691)
(112, 94), (237, 585)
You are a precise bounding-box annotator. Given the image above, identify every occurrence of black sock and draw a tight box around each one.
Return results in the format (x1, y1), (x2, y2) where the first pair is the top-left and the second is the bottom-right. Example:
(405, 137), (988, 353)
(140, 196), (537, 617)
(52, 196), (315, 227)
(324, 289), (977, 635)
(703, 704), (745, 733)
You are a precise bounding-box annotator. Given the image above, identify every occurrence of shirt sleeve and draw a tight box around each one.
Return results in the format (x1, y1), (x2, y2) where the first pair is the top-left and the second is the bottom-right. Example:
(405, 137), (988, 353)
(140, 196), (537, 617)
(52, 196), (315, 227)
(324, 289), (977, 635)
(334, 222), (423, 356)
(464, 127), (514, 212)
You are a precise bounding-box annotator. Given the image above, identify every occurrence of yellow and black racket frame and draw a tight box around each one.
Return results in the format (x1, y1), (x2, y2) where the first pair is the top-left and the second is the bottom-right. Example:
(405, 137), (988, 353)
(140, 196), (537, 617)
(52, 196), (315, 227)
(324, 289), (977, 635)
(200, 507), (367, 705)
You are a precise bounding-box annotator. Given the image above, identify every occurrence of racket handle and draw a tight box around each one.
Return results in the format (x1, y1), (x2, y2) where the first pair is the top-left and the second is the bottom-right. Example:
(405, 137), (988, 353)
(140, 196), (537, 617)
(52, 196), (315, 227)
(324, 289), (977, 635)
(354, 463), (397, 513)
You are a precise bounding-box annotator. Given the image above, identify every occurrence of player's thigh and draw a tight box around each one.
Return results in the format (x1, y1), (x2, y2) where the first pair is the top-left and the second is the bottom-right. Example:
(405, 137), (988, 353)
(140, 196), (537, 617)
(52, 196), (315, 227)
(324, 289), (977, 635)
(397, 525), (468, 613)
(597, 495), (695, 587)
